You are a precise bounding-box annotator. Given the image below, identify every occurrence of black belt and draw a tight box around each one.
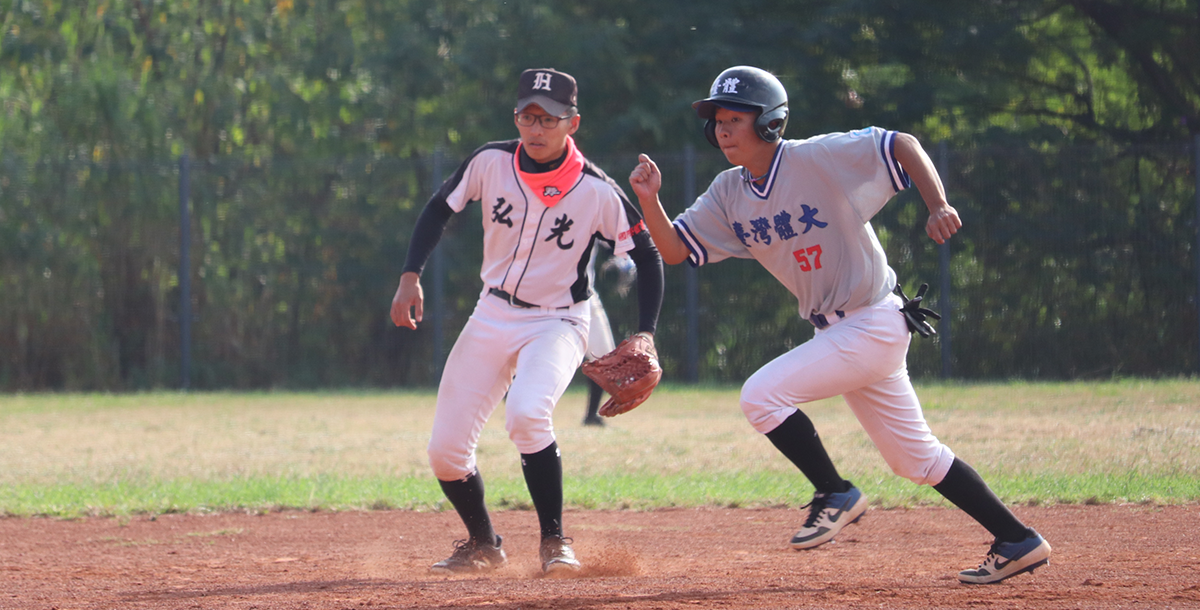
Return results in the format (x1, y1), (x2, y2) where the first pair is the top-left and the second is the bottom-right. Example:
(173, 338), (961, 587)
(488, 287), (569, 310)
(808, 310), (846, 329)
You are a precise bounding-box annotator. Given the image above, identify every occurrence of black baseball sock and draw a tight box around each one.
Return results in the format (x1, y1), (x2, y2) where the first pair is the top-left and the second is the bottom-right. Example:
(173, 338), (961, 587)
(586, 378), (603, 420)
(521, 442), (564, 538)
(933, 457), (1033, 543)
(764, 410), (849, 495)
(438, 470), (497, 545)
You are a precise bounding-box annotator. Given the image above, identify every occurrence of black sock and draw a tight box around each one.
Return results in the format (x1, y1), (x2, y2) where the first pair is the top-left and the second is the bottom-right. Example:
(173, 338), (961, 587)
(933, 457), (1032, 543)
(586, 378), (602, 419)
(521, 442), (564, 538)
(438, 471), (496, 545)
(764, 410), (849, 495)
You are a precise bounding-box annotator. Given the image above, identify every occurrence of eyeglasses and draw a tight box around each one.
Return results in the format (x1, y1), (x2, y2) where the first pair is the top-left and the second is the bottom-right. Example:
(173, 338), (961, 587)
(514, 112), (573, 129)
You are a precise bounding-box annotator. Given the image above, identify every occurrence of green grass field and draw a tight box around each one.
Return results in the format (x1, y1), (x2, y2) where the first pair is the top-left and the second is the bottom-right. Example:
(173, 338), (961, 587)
(1, 380), (1197, 517)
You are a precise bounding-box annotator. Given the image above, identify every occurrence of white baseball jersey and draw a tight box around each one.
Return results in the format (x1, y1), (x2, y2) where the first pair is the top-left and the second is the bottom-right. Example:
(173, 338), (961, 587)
(673, 127), (911, 324)
(424, 136), (652, 481)
(442, 138), (644, 307)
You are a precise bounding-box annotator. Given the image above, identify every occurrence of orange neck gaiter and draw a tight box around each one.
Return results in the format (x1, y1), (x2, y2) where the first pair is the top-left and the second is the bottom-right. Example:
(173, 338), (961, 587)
(515, 136), (585, 208)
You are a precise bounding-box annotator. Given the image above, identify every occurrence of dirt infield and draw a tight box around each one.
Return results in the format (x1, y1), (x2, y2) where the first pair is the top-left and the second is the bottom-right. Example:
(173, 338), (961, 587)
(3, 504), (1197, 609)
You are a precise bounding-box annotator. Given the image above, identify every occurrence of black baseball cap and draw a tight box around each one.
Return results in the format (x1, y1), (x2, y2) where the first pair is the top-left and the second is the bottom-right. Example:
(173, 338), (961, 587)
(515, 68), (578, 117)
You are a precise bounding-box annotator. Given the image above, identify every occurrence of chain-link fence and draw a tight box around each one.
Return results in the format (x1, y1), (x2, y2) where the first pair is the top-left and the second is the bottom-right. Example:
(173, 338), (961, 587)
(2, 140), (1197, 390)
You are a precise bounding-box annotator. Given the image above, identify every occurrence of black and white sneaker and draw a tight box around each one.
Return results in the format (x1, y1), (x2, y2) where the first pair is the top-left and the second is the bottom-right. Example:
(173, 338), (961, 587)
(540, 535), (582, 575)
(958, 532), (1051, 584)
(430, 535), (507, 574)
(790, 485), (868, 550)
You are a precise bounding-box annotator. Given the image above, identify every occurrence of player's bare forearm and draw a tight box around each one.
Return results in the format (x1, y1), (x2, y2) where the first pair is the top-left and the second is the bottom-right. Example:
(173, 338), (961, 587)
(638, 195), (689, 265)
(892, 133), (962, 244)
(629, 154), (690, 265)
(390, 271), (424, 329)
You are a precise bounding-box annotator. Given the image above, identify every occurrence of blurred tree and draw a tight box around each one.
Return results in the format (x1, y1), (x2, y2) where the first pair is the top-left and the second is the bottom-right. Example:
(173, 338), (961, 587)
(0, 0), (1195, 388)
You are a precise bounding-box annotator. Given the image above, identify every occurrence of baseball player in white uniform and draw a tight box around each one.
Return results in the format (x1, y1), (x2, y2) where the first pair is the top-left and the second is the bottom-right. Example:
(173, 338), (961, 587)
(391, 68), (663, 575)
(628, 65), (1050, 584)
(580, 246), (637, 426)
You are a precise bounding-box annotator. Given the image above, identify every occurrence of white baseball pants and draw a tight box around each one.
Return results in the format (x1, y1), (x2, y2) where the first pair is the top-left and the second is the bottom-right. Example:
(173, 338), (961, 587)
(427, 292), (589, 482)
(739, 293), (955, 486)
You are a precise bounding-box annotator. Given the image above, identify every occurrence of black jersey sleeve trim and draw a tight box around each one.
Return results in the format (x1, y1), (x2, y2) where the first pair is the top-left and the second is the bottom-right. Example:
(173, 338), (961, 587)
(581, 159), (640, 217)
(577, 157), (662, 332)
(401, 141), (519, 276)
(569, 235), (602, 304)
(433, 140), (521, 204)
(400, 198), (454, 276)
(628, 230), (663, 334)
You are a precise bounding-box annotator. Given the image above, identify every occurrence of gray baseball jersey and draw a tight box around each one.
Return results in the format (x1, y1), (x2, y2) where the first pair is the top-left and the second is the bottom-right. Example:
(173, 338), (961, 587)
(673, 127), (911, 325)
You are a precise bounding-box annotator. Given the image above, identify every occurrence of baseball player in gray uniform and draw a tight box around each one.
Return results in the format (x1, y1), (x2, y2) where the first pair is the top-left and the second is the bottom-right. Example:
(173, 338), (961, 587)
(628, 65), (1050, 584)
(392, 68), (663, 575)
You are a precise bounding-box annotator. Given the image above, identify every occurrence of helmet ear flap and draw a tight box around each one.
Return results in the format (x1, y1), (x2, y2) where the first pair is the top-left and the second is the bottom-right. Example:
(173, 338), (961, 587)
(756, 107), (789, 143)
(705, 106), (787, 147)
(704, 119), (720, 149)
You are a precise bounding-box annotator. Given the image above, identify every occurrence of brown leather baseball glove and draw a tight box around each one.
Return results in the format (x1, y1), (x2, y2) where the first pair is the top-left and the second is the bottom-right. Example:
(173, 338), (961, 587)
(581, 332), (662, 417)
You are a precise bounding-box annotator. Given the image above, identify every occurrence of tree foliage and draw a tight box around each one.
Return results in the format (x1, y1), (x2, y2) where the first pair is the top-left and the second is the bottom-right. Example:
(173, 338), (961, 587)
(1, 0), (1196, 388)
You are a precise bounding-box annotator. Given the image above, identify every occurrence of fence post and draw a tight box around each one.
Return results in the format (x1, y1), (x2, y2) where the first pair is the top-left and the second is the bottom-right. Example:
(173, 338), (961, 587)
(176, 152), (190, 391)
(179, 152), (192, 390)
(431, 149), (446, 384)
(683, 144), (700, 383)
(1194, 134), (1200, 373)
(936, 142), (953, 379)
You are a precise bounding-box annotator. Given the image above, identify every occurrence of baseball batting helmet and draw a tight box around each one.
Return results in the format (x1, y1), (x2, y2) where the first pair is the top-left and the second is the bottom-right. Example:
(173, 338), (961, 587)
(692, 66), (789, 149)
